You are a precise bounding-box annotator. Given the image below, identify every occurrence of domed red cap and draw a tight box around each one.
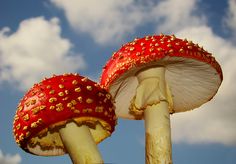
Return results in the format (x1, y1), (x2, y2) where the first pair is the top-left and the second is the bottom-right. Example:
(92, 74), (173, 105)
(100, 34), (223, 119)
(13, 73), (116, 155)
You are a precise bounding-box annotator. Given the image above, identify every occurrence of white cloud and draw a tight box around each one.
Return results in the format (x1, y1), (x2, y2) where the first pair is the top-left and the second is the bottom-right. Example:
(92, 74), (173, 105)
(151, 0), (206, 33)
(224, 0), (236, 37)
(50, 0), (151, 45)
(50, 0), (205, 45)
(0, 150), (21, 164)
(0, 17), (86, 91)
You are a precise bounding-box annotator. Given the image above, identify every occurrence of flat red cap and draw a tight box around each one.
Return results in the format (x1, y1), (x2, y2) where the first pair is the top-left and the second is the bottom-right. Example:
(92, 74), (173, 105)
(13, 73), (116, 156)
(100, 34), (223, 119)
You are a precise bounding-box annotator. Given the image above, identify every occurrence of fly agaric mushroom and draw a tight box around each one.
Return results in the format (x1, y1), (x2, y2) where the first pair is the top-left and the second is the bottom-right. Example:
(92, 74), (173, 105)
(13, 73), (117, 164)
(100, 34), (223, 163)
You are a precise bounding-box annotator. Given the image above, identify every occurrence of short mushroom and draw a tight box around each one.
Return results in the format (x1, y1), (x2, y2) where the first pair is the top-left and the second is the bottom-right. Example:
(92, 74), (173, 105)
(13, 73), (117, 164)
(100, 34), (223, 163)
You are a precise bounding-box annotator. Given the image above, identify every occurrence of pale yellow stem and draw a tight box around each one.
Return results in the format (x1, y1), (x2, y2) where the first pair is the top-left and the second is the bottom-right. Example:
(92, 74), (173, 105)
(136, 67), (172, 164)
(59, 122), (103, 164)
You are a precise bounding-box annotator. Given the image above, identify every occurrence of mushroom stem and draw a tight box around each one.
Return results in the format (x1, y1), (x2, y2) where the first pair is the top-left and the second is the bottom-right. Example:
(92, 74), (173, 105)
(136, 67), (172, 164)
(59, 121), (103, 164)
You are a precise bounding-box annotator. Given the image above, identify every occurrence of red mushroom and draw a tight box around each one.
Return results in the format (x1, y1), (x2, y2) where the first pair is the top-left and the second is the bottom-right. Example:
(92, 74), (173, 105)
(13, 73), (117, 163)
(100, 34), (223, 163)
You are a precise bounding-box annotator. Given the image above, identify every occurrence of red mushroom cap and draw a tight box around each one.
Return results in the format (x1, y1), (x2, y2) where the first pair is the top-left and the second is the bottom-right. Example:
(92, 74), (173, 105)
(13, 73), (117, 156)
(100, 34), (223, 119)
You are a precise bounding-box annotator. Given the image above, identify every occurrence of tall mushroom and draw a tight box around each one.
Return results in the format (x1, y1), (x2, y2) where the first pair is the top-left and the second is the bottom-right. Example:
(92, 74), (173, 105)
(100, 34), (223, 163)
(13, 73), (117, 164)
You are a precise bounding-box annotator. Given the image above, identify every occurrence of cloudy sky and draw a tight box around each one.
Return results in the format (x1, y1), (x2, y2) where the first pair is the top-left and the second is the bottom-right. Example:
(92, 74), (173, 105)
(0, 0), (236, 163)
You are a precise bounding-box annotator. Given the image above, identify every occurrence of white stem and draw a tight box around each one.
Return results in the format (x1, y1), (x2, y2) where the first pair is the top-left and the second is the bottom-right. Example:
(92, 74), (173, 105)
(59, 122), (103, 164)
(136, 67), (172, 164)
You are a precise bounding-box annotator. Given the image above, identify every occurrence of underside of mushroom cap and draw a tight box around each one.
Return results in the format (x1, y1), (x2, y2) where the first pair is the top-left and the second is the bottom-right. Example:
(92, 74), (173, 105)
(13, 74), (117, 156)
(27, 119), (110, 156)
(100, 34), (223, 120)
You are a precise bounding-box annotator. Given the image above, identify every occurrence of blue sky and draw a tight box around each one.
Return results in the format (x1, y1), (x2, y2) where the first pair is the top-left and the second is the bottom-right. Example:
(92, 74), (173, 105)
(0, 0), (236, 163)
